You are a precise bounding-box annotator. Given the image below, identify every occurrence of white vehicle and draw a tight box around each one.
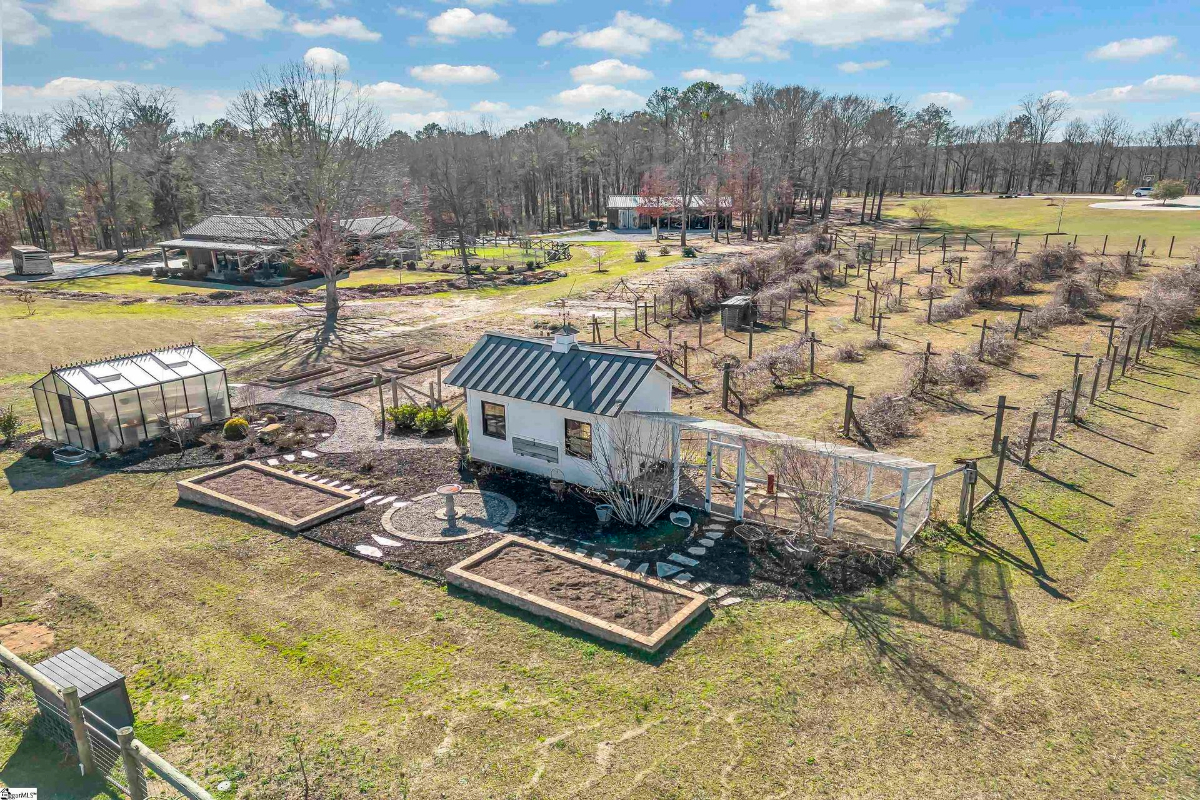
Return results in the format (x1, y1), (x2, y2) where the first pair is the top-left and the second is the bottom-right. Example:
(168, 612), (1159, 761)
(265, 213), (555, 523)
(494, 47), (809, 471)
(1132, 186), (1154, 198)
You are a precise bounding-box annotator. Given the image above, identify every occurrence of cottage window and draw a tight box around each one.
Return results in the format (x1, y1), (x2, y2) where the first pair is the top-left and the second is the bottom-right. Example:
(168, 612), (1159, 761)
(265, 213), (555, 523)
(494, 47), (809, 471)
(565, 419), (592, 459)
(481, 401), (506, 439)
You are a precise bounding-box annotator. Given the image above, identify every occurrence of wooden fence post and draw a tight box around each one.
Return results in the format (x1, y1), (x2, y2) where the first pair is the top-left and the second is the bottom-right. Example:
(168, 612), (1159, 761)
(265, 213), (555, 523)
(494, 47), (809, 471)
(682, 342), (689, 378)
(612, 307), (618, 339)
(1022, 411), (1038, 466)
(1069, 373), (1083, 423)
(62, 686), (96, 775)
(1090, 359), (1103, 402)
(119, 727), (147, 800)
(842, 385), (855, 438)
(1106, 346), (1117, 388)
(376, 375), (386, 432)
(722, 365), (731, 411)
(390, 377), (398, 409)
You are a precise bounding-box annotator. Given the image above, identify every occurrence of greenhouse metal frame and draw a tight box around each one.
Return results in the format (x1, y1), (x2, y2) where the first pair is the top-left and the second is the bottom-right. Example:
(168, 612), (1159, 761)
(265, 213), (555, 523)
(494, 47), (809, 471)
(30, 343), (231, 454)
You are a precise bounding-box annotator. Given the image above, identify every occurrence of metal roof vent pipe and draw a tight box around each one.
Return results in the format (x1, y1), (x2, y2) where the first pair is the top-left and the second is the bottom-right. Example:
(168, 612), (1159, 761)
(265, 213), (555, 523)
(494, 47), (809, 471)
(552, 323), (579, 353)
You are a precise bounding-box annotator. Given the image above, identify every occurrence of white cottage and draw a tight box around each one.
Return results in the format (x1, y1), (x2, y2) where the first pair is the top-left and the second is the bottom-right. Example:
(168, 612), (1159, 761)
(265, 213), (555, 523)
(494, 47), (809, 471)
(444, 327), (694, 488)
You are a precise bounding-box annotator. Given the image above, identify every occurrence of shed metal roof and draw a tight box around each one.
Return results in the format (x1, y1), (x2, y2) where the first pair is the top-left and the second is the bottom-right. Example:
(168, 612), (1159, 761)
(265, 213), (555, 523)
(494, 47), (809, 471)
(445, 332), (682, 416)
(606, 195), (732, 210)
(34, 648), (125, 700)
(38, 344), (226, 399)
(158, 238), (283, 253)
(181, 215), (311, 244)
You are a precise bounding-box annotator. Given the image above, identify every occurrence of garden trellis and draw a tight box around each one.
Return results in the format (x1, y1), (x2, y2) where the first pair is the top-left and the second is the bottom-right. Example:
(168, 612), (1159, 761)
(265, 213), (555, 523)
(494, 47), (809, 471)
(30, 343), (231, 453)
(630, 412), (936, 553)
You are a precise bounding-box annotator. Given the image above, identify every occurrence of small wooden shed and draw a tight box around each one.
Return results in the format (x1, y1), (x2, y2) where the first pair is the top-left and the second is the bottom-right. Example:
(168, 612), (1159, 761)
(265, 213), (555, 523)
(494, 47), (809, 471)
(11, 244), (54, 275)
(720, 295), (754, 331)
(32, 647), (135, 732)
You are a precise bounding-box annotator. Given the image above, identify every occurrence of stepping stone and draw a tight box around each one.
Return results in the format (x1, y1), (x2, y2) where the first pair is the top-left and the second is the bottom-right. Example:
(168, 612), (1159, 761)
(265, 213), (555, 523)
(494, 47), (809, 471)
(307, 434), (317, 439)
(687, 546), (707, 557)
(656, 562), (683, 578)
(355, 545), (383, 558)
(364, 497), (381, 505)
(321, 432), (330, 438)
(668, 553), (699, 567)
(672, 573), (693, 584)
(611, 557), (631, 569)
(372, 534), (403, 547)
(591, 553), (607, 562)
(574, 548), (589, 556)
(718, 597), (743, 607)
(301, 450), (318, 458)
(699, 538), (715, 547)
(266, 458), (280, 466)
(707, 530), (724, 539)
(359, 490), (374, 498)
(634, 563), (649, 575)
(283, 454), (296, 462)
(392, 500), (411, 508)
(712, 587), (731, 599)
(703, 524), (724, 532)
(692, 581), (712, 592)
(378, 496), (397, 505)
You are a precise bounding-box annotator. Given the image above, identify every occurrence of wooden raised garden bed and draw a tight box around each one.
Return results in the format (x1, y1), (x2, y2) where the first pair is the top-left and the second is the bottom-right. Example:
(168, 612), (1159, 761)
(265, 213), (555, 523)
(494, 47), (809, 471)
(341, 343), (419, 368)
(446, 536), (708, 653)
(177, 462), (363, 532)
(260, 363), (345, 387)
(381, 350), (456, 376)
(300, 371), (378, 398)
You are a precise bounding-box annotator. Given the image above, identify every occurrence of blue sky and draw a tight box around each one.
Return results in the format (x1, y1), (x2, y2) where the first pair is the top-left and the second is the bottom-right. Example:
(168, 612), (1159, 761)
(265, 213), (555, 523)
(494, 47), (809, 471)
(2, 0), (1198, 131)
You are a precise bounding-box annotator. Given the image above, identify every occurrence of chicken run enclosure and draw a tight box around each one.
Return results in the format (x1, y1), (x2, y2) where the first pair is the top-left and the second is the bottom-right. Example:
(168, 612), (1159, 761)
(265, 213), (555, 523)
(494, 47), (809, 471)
(630, 412), (935, 553)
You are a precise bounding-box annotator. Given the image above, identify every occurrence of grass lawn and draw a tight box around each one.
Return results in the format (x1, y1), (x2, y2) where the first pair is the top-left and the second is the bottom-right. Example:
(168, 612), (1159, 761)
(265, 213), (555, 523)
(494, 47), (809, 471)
(337, 268), (460, 288)
(884, 195), (1200, 254)
(29, 274), (225, 296)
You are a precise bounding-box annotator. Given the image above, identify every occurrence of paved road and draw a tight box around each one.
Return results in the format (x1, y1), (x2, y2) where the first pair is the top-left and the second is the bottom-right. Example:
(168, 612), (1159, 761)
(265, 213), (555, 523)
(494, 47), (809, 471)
(1, 256), (185, 283)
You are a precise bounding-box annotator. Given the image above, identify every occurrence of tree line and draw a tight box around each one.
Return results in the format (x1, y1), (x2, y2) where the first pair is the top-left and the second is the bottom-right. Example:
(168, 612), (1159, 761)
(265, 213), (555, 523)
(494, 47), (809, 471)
(3, 63), (1199, 258)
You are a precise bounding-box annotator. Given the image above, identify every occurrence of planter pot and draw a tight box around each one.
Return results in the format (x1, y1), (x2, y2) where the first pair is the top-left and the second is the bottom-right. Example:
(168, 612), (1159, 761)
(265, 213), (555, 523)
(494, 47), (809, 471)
(595, 504), (614, 524)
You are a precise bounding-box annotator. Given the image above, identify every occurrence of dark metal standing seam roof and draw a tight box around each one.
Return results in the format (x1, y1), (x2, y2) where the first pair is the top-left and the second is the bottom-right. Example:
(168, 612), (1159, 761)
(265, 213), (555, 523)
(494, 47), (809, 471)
(33, 648), (125, 700)
(444, 334), (658, 417)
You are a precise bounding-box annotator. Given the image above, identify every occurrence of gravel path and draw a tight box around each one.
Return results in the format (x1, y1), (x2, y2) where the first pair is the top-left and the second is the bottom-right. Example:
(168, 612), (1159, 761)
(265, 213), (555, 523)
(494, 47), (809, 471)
(233, 385), (451, 453)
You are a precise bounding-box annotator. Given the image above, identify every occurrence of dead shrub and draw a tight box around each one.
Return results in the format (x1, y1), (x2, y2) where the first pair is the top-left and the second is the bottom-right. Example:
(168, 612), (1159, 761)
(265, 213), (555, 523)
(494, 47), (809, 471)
(971, 322), (1018, 365)
(1024, 303), (1084, 337)
(1025, 245), (1086, 281)
(834, 343), (864, 363)
(929, 289), (976, 322)
(743, 340), (807, 389)
(662, 275), (712, 317)
(1052, 275), (1102, 312)
(856, 394), (917, 445)
(808, 255), (837, 282)
(911, 351), (989, 394)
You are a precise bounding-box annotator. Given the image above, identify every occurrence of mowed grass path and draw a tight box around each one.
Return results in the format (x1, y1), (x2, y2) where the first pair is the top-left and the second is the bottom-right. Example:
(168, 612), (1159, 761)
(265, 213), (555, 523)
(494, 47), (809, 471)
(885, 195), (1200, 254)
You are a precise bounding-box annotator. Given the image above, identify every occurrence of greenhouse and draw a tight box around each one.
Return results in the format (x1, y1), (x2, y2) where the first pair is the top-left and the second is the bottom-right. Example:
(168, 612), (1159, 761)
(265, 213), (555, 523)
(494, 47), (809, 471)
(30, 344), (231, 453)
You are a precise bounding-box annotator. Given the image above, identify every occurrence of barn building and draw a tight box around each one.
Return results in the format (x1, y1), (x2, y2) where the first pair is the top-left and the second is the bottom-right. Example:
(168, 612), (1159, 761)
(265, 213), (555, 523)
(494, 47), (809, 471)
(604, 195), (733, 231)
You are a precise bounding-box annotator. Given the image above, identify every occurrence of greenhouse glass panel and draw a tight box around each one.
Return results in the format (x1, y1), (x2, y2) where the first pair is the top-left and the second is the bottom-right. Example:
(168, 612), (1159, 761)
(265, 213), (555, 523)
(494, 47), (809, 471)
(113, 390), (146, 445)
(90, 399), (122, 452)
(32, 387), (58, 443)
(139, 387), (168, 439)
(183, 376), (210, 420)
(206, 372), (231, 418)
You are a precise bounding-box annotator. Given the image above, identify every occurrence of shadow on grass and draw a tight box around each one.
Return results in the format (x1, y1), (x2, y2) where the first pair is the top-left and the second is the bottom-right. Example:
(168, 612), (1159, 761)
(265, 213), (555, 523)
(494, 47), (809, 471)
(444, 583), (711, 665)
(0, 728), (118, 800)
(2, 453), (109, 492)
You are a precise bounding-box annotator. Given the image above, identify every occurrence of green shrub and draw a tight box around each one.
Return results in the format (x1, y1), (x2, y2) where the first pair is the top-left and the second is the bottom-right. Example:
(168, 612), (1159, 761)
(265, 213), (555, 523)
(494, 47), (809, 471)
(405, 260), (417, 270)
(526, 259), (536, 269)
(0, 405), (18, 445)
(682, 246), (697, 258)
(223, 417), (250, 440)
(415, 406), (451, 434)
(659, 246), (670, 256)
(153, 266), (169, 278)
(386, 403), (422, 430)
(634, 249), (648, 263)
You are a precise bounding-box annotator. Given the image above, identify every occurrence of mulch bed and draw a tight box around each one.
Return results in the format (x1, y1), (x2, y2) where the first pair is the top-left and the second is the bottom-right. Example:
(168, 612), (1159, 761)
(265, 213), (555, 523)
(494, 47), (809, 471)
(99, 403), (333, 473)
(470, 544), (690, 635)
(196, 465), (345, 520)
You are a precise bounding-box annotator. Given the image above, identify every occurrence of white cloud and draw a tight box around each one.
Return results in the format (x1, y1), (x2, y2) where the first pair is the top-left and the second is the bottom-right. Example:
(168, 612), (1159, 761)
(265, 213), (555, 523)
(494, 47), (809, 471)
(44, 0), (286, 47)
(837, 59), (890, 73)
(570, 59), (653, 84)
(394, 6), (428, 19)
(303, 46), (350, 72)
(538, 30), (573, 46)
(3, 77), (232, 123)
(552, 83), (644, 109)
(291, 15), (380, 41)
(680, 68), (745, 88)
(711, 0), (964, 60)
(427, 8), (514, 41)
(410, 64), (500, 84)
(1089, 36), (1176, 62)
(541, 11), (681, 57)
(916, 91), (969, 110)
(360, 81), (447, 108)
(1084, 74), (1200, 103)
(2, 0), (50, 45)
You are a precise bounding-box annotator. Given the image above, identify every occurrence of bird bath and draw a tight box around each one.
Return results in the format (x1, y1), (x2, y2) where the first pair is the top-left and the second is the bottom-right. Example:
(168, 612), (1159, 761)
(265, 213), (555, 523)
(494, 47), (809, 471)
(435, 483), (464, 522)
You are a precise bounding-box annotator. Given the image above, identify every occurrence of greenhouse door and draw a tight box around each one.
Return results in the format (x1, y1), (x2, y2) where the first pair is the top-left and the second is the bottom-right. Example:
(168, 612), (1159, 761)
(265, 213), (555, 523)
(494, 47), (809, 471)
(705, 440), (746, 520)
